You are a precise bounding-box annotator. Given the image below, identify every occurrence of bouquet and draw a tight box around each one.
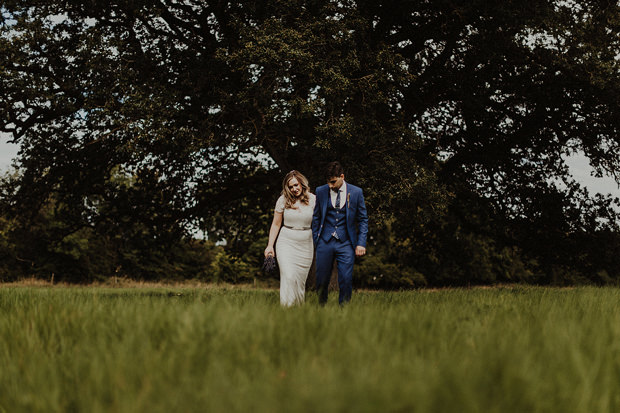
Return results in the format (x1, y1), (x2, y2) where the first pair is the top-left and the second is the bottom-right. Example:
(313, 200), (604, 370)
(262, 255), (278, 275)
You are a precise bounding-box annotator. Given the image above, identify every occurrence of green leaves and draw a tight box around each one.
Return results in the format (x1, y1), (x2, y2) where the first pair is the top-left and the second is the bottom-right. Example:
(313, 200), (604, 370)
(2, 0), (620, 284)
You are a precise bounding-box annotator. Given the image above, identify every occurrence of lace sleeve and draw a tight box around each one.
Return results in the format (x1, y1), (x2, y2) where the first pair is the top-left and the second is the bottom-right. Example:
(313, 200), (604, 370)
(275, 195), (285, 213)
(309, 193), (316, 209)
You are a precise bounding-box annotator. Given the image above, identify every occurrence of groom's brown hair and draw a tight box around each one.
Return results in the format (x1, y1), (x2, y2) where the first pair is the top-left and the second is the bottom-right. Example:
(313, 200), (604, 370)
(325, 161), (344, 180)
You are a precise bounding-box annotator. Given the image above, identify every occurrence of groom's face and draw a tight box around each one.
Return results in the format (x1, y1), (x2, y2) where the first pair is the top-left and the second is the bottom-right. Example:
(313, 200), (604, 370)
(327, 174), (345, 191)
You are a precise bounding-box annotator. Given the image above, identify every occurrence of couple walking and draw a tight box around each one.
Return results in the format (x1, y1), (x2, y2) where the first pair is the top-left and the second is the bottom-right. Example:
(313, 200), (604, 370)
(265, 162), (369, 306)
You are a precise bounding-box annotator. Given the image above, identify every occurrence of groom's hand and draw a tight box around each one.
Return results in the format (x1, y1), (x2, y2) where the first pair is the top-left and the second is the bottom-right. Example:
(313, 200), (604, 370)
(355, 246), (366, 257)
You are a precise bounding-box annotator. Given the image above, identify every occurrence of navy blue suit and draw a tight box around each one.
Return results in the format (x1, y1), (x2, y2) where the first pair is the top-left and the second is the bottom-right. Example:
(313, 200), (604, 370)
(312, 183), (368, 304)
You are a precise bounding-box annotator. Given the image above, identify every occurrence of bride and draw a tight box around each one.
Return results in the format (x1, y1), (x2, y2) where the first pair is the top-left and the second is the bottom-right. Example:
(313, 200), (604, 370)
(264, 170), (315, 306)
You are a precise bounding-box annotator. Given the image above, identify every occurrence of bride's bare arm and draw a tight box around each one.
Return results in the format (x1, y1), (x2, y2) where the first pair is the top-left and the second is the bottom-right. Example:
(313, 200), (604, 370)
(264, 211), (283, 257)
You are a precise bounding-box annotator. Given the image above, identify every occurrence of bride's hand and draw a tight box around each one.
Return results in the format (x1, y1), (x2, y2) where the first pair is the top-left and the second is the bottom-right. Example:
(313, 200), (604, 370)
(264, 246), (275, 258)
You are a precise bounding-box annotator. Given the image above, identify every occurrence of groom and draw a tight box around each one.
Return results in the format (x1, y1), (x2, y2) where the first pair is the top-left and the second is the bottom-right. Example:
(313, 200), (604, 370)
(312, 161), (368, 305)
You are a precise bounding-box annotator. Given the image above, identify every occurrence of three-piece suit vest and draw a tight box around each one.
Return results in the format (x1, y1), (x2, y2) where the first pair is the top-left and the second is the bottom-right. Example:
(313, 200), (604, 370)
(320, 197), (349, 243)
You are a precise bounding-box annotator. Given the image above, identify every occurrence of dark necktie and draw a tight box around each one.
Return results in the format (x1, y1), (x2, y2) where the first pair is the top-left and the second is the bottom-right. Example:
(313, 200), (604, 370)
(332, 189), (341, 239)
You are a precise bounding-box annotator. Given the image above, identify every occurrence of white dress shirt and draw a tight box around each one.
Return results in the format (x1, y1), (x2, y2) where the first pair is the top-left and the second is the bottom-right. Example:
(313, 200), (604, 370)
(330, 181), (347, 209)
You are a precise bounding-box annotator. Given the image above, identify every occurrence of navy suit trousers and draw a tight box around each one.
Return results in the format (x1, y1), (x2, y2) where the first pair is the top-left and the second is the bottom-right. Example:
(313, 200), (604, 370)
(315, 237), (355, 305)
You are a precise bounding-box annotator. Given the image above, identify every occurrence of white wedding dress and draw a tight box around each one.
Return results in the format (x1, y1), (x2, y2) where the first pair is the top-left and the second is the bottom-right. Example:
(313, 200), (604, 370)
(275, 193), (315, 306)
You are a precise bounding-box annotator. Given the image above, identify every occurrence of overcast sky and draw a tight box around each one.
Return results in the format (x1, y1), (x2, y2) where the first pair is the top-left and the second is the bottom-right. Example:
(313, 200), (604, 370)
(1, 134), (618, 198)
(0, 135), (18, 172)
(564, 152), (620, 198)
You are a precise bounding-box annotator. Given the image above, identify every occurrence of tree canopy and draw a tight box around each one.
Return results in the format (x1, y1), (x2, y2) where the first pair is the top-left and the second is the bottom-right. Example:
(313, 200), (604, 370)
(1, 0), (620, 284)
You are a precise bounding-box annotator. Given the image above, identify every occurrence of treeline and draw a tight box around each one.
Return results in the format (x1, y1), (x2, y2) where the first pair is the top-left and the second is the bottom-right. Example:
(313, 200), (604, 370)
(0, 188), (260, 284)
(1, 169), (619, 287)
(2, 1), (620, 286)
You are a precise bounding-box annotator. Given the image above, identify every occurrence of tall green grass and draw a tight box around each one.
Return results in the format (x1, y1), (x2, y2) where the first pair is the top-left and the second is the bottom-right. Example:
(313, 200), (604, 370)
(1, 286), (620, 412)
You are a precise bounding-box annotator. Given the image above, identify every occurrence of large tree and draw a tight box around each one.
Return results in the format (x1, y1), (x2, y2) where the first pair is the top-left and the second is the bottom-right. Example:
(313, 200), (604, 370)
(1, 0), (619, 283)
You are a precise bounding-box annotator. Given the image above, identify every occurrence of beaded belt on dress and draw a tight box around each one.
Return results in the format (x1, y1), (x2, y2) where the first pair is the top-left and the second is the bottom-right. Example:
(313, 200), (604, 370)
(283, 224), (311, 230)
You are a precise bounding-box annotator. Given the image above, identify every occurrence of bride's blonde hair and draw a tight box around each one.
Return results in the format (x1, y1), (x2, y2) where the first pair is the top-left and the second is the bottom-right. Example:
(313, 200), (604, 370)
(282, 170), (310, 209)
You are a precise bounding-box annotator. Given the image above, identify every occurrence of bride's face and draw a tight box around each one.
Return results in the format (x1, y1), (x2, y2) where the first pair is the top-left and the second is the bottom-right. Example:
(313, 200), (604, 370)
(287, 177), (302, 198)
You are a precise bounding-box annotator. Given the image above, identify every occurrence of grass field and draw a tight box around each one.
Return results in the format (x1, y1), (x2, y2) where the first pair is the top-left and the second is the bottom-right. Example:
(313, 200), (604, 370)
(1, 285), (620, 412)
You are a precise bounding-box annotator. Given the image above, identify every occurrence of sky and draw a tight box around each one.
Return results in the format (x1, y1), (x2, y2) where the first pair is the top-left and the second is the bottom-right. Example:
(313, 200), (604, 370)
(0, 135), (19, 172)
(564, 152), (620, 199)
(0, 135), (618, 198)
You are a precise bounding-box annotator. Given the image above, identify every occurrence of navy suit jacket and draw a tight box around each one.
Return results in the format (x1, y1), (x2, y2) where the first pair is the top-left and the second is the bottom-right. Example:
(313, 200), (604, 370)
(312, 183), (368, 248)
